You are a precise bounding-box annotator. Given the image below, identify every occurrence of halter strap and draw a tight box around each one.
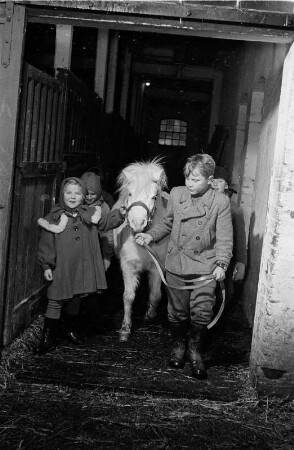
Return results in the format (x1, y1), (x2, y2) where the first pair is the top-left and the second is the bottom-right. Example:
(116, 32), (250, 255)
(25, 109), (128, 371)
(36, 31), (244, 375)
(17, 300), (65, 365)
(142, 243), (226, 330)
(126, 201), (151, 217)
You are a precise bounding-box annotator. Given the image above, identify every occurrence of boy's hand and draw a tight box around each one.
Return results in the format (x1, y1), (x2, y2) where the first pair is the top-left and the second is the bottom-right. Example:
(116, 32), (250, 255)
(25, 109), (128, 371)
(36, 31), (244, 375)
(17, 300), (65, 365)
(213, 266), (226, 281)
(44, 269), (53, 281)
(232, 262), (245, 281)
(135, 233), (153, 246)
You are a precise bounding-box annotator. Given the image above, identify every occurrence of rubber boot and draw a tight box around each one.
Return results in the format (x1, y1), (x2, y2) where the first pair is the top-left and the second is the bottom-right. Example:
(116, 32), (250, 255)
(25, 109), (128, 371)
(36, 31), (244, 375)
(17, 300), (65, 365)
(169, 321), (188, 369)
(62, 313), (84, 345)
(188, 323), (207, 380)
(36, 317), (60, 355)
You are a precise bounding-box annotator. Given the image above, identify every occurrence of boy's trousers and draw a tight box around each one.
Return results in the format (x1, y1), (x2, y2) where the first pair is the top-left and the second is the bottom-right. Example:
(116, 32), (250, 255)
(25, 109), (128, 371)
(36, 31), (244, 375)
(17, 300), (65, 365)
(165, 272), (217, 326)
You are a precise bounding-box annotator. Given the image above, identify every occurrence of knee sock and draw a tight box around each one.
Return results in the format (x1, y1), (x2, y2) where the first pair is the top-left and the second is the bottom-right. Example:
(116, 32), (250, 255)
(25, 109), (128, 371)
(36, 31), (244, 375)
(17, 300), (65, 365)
(46, 299), (64, 320)
(65, 296), (81, 317)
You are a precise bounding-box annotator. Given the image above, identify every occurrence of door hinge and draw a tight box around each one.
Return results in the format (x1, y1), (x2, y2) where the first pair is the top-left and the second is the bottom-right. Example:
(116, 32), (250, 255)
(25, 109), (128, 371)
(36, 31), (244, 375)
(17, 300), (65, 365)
(1, 1), (14, 68)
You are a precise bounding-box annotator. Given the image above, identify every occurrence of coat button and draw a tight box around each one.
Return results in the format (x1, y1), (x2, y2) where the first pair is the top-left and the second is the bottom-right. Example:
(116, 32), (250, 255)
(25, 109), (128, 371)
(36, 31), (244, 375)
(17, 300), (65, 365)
(195, 236), (200, 240)
(198, 221), (202, 225)
(74, 227), (79, 231)
(194, 250), (198, 255)
(75, 237), (80, 241)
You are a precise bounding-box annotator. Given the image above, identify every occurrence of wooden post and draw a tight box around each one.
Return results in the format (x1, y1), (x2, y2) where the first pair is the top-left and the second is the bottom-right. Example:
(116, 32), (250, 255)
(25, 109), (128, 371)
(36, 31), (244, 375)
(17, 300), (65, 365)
(94, 28), (109, 102)
(105, 31), (119, 114)
(0, 5), (26, 339)
(209, 71), (222, 141)
(231, 94), (248, 193)
(130, 76), (140, 128)
(250, 42), (294, 397)
(54, 24), (73, 71)
(119, 45), (132, 120)
(240, 77), (265, 242)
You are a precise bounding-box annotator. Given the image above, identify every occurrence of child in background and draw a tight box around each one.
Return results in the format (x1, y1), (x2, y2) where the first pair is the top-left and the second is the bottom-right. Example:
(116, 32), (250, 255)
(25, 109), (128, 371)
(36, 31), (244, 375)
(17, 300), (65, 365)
(37, 177), (126, 355)
(81, 171), (114, 272)
(135, 154), (233, 379)
(212, 166), (247, 303)
(87, 166), (115, 209)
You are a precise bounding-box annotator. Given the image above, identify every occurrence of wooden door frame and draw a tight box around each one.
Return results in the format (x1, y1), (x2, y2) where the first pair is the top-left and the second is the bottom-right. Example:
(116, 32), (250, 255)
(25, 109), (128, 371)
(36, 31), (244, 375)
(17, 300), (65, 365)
(0, 4), (26, 345)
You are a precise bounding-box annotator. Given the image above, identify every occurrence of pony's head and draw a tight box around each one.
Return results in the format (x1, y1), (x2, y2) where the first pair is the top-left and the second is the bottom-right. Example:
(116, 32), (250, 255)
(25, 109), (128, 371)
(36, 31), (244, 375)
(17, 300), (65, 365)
(117, 159), (167, 233)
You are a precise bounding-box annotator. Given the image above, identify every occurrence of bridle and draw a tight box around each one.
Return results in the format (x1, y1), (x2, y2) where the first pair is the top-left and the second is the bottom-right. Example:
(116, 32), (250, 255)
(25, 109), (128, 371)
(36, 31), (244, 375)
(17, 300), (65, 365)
(125, 200), (157, 232)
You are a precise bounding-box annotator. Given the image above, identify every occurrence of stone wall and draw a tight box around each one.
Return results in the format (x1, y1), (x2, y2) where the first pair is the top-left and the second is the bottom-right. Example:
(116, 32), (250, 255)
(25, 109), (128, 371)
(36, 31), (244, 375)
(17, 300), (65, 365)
(218, 40), (288, 324)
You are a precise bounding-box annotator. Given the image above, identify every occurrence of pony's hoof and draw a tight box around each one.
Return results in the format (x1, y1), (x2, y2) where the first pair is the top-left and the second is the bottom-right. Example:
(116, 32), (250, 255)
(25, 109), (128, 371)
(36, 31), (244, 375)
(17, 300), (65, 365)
(119, 325), (131, 342)
(144, 304), (157, 322)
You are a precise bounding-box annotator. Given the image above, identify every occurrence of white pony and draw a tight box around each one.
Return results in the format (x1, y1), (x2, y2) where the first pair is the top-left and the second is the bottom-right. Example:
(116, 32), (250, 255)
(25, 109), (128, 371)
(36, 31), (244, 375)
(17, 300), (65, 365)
(112, 160), (169, 342)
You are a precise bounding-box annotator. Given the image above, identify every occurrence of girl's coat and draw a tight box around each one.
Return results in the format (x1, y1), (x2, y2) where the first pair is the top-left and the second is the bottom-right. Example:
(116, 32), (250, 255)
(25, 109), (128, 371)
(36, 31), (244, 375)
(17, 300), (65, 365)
(38, 194), (124, 301)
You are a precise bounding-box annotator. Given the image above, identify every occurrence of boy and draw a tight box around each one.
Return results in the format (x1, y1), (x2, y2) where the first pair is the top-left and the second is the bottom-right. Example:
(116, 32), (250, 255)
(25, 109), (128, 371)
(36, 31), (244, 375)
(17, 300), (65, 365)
(135, 154), (233, 379)
(212, 166), (247, 303)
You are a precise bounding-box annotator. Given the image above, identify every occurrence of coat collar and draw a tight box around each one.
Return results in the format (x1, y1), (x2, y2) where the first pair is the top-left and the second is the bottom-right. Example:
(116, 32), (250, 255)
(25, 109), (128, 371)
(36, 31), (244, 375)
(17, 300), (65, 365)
(179, 186), (215, 219)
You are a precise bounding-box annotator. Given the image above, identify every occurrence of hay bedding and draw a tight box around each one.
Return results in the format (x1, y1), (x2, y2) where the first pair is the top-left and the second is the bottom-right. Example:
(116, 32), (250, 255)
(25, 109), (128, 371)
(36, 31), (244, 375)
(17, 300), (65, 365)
(1, 267), (294, 449)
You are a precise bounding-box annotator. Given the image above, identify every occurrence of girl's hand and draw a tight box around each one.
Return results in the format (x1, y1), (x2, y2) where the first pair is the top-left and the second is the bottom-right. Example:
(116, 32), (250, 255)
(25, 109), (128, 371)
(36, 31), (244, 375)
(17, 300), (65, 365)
(213, 266), (226, 281)
(135, 233), (153, 246)
(44, 269), (53, 281)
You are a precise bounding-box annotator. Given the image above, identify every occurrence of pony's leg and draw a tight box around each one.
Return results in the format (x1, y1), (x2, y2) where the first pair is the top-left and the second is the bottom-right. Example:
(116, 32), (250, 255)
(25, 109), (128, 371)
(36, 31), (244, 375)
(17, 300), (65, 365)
(145, 268), (162, 321)
(119, 264), (140, 342)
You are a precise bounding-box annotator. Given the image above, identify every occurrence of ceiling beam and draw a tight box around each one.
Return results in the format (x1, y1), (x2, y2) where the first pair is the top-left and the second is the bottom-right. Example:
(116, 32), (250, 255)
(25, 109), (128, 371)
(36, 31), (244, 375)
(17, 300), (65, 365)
(132, 62), (222, 80)
(26, 8), (294, 43)
(145, 87), (210, 103)
(22, 1), (294, 28)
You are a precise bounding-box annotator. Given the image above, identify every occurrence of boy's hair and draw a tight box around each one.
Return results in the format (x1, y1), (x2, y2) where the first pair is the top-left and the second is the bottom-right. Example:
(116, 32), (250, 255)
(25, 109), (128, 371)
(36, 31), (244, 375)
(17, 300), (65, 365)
(183, 154), (215, 178)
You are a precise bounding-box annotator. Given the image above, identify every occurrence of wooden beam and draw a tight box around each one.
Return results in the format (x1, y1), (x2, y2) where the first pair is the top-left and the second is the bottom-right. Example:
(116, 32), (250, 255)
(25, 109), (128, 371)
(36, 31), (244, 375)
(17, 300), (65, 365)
(94, 28), (109, 101)
(105, 31), (119, 114)
(24, 1), (294, 28)
(27, 8), (294, 43)
(209, 71), (223, 141)
(0, 5), (26, 342)
(145, 87), (210, 103)
(119, 45), (132, 120)
(133, 62), (221, 80)
(54, 24), (73, 70)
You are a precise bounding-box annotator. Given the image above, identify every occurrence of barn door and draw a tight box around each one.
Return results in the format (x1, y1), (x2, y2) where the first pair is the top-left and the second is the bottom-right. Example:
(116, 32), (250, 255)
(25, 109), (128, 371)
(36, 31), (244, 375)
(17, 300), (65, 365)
(3, 64), (66, 346)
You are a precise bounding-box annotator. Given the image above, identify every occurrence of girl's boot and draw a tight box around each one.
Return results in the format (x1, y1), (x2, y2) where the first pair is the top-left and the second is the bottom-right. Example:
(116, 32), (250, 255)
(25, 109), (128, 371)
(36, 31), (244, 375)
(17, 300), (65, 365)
(36, 317), (60, 355)
(188, 323), (207, 379)
(62, 313), (84, 345)
(169, 321), (188, 369)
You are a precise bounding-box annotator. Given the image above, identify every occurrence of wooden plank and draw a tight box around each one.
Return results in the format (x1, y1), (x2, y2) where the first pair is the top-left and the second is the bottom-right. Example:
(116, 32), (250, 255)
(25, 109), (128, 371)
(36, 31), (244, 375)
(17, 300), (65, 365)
(49, 89), (58, 161)
(25, 2), (294, 27)
(54, 24), (73, 71)
(0, 6), (26, 344)
(37, 84), (47, 161)
(120, 45), (132, 120)
(94, 28), (109, 100)
(133, 62), (221, 79)
(23, 78), (35, 162)
(43, 87), (53, 161)
(18, 161), (64, 175)
(27, 10), (294, 43)
(105, 31), (119, 114)
(31, 81), (41, 162)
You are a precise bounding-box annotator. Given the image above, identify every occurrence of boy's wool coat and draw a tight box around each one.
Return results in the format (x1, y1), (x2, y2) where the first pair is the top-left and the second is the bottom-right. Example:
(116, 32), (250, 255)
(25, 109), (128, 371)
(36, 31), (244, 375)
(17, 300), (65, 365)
(149, 186), (233, 275)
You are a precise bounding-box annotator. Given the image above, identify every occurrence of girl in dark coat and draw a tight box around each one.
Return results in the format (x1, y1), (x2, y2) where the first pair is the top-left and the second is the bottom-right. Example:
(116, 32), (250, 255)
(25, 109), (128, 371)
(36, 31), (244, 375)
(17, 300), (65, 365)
(37, 177), (125, 354)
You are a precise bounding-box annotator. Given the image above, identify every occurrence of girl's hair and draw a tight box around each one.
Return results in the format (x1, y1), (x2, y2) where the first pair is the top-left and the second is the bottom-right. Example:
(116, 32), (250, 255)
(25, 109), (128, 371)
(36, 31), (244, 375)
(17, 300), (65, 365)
(183, 154), (215, 178)
(63, 179), (84, 196)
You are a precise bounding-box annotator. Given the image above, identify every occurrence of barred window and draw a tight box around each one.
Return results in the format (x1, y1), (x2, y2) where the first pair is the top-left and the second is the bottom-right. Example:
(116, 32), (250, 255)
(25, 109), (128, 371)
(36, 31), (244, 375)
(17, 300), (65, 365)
(158, 119), (187, 147)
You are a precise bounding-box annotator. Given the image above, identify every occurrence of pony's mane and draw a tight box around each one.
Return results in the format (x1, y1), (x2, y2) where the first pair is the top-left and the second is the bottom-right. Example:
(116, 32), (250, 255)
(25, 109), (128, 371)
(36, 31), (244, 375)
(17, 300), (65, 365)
(117, 159), (167, 193)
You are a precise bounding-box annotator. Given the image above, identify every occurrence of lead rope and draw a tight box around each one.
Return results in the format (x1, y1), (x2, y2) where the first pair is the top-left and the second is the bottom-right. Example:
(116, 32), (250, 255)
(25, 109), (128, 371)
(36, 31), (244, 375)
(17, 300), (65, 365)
(143, 243), (225, 329)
